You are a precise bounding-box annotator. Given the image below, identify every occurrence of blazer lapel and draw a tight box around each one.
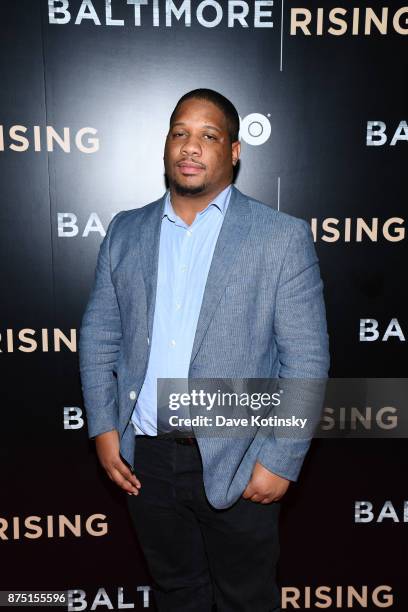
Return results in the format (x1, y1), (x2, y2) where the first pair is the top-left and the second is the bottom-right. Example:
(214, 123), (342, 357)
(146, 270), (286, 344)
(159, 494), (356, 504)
(138, 192), (166, 341)
(189, 185), (252, 366)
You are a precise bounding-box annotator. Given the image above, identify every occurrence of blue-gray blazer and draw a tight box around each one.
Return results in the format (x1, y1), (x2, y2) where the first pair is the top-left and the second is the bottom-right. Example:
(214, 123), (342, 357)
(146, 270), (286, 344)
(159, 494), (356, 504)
(79, 185), (330, 509)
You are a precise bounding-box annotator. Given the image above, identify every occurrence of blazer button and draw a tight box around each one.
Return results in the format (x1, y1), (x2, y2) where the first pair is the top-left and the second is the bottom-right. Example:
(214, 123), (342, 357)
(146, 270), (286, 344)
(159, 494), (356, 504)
(129, 391), (136, 400)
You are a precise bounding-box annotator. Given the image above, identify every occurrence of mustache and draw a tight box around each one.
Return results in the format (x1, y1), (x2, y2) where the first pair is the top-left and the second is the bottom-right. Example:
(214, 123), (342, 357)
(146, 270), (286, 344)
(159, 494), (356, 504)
(176, 159), (206, 168)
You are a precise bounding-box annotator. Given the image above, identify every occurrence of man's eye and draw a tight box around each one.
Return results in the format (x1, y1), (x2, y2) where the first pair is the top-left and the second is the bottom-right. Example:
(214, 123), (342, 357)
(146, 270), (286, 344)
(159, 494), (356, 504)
(173, 132), (185, 137)
(204, 134), (216, 140)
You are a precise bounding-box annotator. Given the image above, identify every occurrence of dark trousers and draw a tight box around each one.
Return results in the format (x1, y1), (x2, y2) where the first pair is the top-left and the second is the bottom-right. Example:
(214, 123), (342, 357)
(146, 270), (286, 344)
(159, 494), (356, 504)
(126, 436), (281, 612)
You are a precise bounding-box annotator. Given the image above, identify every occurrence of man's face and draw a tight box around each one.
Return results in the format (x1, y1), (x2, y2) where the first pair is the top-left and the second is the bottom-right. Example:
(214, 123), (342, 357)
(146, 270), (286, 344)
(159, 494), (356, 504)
(164, 98), (240, 197)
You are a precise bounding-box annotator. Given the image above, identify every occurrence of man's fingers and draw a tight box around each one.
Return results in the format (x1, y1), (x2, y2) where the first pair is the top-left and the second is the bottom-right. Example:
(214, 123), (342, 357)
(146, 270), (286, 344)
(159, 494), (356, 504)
(250, 493), (262, 503)
(243, 487), (280, 503)
(111, 466), (140, 494)
(119, 464), (141, 488)
(242, 478), (285, 502)
(114, 460), (141, 487)
(242, 485), (254, 499)
(105, 461), (141, 495)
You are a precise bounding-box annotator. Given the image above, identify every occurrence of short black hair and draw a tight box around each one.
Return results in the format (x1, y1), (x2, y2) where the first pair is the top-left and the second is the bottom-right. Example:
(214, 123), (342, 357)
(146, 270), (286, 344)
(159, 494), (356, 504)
(169, 88), (240, 143)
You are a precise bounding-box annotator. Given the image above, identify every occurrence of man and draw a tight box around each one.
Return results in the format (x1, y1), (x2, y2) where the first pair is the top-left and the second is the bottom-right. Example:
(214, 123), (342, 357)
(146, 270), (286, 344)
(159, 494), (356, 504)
(79, 88), (330, 611)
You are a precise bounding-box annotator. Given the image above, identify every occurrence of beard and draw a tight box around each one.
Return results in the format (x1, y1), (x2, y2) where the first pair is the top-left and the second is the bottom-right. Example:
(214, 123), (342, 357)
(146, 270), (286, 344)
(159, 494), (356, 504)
(172, 178), (207, 196)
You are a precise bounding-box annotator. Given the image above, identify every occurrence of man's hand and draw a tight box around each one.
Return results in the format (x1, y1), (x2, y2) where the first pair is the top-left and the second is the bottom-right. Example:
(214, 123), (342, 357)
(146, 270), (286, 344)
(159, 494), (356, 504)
(95, 430), (141, 496)
(242, 461), (290, 504)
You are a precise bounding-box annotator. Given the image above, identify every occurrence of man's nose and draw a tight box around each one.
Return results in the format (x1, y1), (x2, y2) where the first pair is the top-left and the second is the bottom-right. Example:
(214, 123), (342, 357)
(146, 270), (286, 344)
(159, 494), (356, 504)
(181, 135), (202, 156)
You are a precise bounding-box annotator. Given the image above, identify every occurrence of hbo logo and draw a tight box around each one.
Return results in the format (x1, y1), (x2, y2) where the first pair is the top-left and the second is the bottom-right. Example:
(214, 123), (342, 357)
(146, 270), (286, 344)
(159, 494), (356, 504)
(239, 113), (271, 146)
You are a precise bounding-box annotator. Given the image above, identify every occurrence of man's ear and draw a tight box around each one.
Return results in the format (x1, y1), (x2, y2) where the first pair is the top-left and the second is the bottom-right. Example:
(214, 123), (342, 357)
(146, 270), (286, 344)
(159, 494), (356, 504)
(232, 140), (241, 166)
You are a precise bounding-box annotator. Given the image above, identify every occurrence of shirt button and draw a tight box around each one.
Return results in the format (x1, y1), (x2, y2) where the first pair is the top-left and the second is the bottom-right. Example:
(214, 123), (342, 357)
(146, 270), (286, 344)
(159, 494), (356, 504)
(181, 265), (187, 272)
(129, 391), (136, 400)
(186, 230), (192, 237)
(175, 303), (182, 310)
(170, 339), (176, 347)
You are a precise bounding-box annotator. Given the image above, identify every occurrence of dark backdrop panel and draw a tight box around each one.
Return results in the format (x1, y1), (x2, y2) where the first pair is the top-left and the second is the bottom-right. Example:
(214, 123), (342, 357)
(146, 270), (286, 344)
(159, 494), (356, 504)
(1, 0), (406, 609)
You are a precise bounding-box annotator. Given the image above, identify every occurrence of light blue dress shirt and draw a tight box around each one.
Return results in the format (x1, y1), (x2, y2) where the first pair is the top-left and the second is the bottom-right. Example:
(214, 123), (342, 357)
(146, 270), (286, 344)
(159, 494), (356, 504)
(131, 183), (233, 436)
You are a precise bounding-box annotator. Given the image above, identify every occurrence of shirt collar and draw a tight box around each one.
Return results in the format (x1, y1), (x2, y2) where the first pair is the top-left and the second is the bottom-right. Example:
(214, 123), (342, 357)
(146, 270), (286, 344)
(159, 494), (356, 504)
(162, 184), (232, 223)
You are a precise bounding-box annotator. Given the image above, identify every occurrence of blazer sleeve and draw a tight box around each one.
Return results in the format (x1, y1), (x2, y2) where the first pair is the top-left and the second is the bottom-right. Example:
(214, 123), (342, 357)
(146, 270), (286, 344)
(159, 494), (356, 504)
(78, 212), (125, 440)
(256, 218), (330, 481)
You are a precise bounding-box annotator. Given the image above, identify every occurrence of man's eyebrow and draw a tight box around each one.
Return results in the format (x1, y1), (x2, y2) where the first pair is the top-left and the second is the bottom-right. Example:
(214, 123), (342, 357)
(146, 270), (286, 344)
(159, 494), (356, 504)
(202, 124), (222, 133)
(171, 122), (222, 133)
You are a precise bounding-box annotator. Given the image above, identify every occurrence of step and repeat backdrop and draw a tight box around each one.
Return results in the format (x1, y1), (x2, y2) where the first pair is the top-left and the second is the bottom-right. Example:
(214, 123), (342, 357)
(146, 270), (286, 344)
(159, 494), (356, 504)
(1, 0), (407, 610)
